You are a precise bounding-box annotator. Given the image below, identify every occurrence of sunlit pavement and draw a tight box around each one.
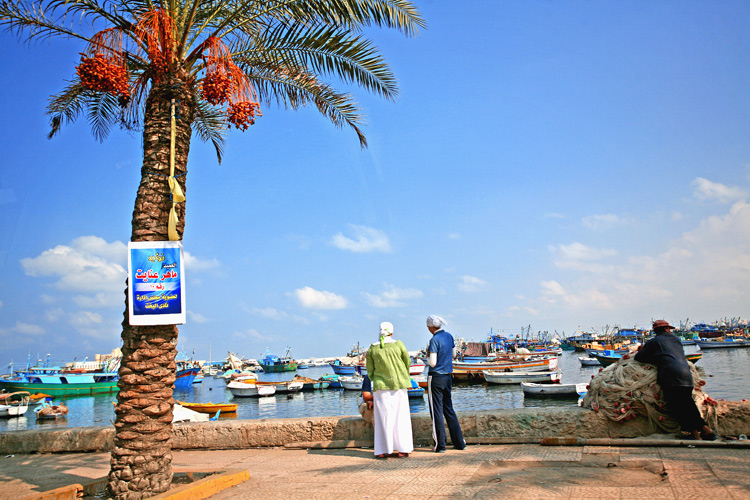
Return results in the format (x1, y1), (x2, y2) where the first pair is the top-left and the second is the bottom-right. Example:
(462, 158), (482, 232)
(3, 443), (750, 499)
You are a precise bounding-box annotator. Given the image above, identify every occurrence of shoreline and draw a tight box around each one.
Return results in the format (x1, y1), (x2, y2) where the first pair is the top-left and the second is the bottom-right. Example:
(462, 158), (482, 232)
(2, 403), (750, 455)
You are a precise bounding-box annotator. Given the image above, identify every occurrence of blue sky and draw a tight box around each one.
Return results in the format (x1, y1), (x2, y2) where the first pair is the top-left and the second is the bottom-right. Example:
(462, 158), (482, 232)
(2, 1), (750, 367)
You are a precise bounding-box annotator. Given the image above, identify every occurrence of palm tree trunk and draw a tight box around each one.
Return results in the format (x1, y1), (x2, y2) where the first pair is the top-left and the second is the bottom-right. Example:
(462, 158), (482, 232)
(108, 76), (194, 500)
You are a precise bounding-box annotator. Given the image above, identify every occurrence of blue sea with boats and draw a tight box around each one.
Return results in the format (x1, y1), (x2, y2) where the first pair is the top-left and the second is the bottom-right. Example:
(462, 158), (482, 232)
(1, 336), (749, 432)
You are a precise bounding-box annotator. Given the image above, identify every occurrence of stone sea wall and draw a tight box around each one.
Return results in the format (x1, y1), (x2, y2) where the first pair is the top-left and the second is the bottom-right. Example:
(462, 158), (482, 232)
(1, 403), (749, 455)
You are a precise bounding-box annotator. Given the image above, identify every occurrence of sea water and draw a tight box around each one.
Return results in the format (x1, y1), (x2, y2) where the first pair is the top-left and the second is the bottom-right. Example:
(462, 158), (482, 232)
(1, 345), (748, 433)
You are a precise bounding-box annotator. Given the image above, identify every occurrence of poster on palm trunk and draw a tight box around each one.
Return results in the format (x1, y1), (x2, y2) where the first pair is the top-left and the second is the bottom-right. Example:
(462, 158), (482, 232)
(127, 241), (186, 325)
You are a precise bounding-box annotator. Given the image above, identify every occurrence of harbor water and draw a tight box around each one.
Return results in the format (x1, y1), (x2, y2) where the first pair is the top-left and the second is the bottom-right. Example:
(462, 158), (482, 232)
(1, 346), (748, 433)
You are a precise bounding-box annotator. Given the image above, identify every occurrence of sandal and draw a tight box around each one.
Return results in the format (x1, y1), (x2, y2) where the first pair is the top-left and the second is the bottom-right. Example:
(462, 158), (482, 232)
(376, 454), (388, 459)
(397, 452), (409, 458)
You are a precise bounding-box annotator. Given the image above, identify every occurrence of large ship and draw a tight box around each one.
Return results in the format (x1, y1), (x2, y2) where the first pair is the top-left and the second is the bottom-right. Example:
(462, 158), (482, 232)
(259, 347), (297, 373)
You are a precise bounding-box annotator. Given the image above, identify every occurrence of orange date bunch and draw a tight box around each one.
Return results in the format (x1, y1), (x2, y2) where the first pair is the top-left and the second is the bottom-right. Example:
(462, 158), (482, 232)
(227, 102), (261, 130)
(76, 54), (130, 98)
(202, 71), (233, 106)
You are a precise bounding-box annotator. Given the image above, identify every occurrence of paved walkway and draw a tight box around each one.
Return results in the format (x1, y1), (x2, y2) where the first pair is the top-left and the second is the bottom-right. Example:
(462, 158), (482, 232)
(3, 443), (750, 499)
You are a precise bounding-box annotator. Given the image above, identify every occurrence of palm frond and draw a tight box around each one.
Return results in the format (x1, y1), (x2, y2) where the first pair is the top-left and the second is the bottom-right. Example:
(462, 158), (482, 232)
(87, 90), (125, 142)
(233, 24), (398, 100)
(192, 94), (227, 163)
(46, 80), (88, 139)
(249, 65), (367, 147)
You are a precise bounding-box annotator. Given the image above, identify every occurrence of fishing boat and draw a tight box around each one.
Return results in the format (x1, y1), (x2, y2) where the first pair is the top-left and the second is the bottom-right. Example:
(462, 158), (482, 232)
(259, 347), (298, 372)
(0, 365), (119, 397)
(174, 360), (200, 389)
(482, 370), (561, 385)
(339, 376), (364, 391)
(578, 357), (600, 367)
(226, 380), (276, 397)
(685, 353), (702, 364)
(292, 375), (330, 390)
(0, 391), (30, 418)
(35, 402), (68, 420)
(192, 372), (204, 384)
(320, 374), (342, 388)
(408, 379), (424, 398)
(175, 401), (237, 415)
(409, 358), (427, 375)
(453, 355), (558, 380)
(255, 380), (304, 394)
(521, 382), (587, 396)
(329, 360), (357, 375)
(695, 338), (750, 349)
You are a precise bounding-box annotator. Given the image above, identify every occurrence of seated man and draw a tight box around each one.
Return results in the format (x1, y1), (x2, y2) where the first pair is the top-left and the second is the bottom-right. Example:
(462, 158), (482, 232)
(357, 374), (373, 424)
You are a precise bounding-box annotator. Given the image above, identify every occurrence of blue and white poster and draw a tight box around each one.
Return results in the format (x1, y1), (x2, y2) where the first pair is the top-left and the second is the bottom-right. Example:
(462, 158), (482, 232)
(127, 241), (186, 326)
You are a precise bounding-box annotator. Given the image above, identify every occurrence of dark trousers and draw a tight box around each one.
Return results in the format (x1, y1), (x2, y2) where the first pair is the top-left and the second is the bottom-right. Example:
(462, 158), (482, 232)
(662, 386), (707, 432)
(427, 373), (465, 451)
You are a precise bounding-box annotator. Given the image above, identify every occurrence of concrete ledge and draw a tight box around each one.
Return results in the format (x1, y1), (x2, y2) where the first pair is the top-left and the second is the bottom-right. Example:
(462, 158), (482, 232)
(2, 403), (749, 455)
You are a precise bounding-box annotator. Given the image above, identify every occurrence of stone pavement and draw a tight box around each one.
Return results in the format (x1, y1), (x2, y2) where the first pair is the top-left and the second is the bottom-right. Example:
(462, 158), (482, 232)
(3, 443), (750, 499)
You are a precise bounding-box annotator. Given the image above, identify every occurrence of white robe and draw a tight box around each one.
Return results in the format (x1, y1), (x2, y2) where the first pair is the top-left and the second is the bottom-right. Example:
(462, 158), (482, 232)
(372, 389), (413, 455)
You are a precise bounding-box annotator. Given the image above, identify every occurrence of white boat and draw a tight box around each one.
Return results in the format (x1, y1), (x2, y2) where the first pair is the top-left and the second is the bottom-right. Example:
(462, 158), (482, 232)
(482, 370), (561, 385)
(255, 380), (303, 394)
(409, 360), (427, 375)
(173, 403), (210, 423)
(695, 338), (750, 349)
(339, 376), (364, 390)
(521, 382), (588, 396)
(0, 391), (30, 417)
(578, 357), (600, 367)
(227, 380), (276, 397)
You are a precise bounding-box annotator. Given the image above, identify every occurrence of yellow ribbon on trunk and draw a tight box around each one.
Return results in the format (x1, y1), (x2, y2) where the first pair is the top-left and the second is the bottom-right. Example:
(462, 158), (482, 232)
(168, 98), (184, 241)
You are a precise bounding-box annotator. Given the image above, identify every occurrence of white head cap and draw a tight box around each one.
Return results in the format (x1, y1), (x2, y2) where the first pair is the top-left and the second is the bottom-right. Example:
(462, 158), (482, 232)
(379, 321), (394, 336)
(426, 315), (446, 328)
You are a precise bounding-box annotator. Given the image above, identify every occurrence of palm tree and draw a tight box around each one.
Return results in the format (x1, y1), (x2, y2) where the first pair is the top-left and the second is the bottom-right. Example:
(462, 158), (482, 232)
(0, 1), (425, 498)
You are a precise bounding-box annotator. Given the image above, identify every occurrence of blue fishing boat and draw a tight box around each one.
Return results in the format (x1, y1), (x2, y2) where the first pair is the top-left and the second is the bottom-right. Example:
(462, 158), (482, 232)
(0, 354), (120, 397)
(320, 374), (342, 388)
(174, 359), (199, 389)
(407, 379), (424, 398)
(329, 360), (356, 375)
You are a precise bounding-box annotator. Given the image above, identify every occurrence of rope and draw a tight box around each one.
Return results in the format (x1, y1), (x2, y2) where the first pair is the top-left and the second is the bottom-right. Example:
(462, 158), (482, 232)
(580, 356), (718, 433)
(167, 98), (185, 241)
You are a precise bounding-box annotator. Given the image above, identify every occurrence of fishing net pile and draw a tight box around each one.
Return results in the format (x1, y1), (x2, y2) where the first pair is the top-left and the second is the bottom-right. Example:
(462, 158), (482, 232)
(581, 355), (718, 433)
(37, 404), (68, 417)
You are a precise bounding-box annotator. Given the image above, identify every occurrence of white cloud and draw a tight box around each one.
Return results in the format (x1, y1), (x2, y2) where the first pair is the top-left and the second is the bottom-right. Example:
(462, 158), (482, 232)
(14, 321), (45, 336)
(582, 213), (622, 230)
(517, 200), (750, 325)
(187, 311), (209, 323)
(457, 275), (488, 293)
(448, 233), (462, 240)
(183, 251), (220, 271)
(550, 242), (617, 272)
(252, 307), (287, 319)
(293, 286), (348, 310)
(692, 177), (746, 204)
(233, 328), (273, 341)
(331, 225), (391, 253)
(21, 236), (127, 293)
(363, 284), (423, 307)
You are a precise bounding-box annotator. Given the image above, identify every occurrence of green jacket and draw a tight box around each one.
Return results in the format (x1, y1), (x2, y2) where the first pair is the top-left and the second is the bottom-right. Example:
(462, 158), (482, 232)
(366, 340), (412, 391)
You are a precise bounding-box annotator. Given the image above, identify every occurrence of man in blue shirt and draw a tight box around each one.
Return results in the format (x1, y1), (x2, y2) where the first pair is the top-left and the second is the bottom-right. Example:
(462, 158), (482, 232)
(426, 315), (465, 452)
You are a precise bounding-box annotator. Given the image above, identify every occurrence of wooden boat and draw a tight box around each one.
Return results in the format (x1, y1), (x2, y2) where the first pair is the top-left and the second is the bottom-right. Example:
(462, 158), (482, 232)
(227, 380), (276, 397)
(409, 358), (427, 375)
(685, 353), (702, 364)
(292, 375), (330, 390)
(521, 382), (587, 396)
(259, 347), (298, 373)
(695, 338), (750, 349)
(578, 357), (600, 367)
(175, 401), (237, 415)
(408, 379), (424, 398)
(339, 376), (364, 390)
(174, 361), (200, 389)
(329, 362), (357, 375)
(0, 391), (30, 417)
(453, 356), (558, 380)
(320, 374), (342, 388)
(255, 381), (303, 394)
(0, 367), (118, 397)
(35, 402), (68, 420)
(482, 370), (561, 385)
